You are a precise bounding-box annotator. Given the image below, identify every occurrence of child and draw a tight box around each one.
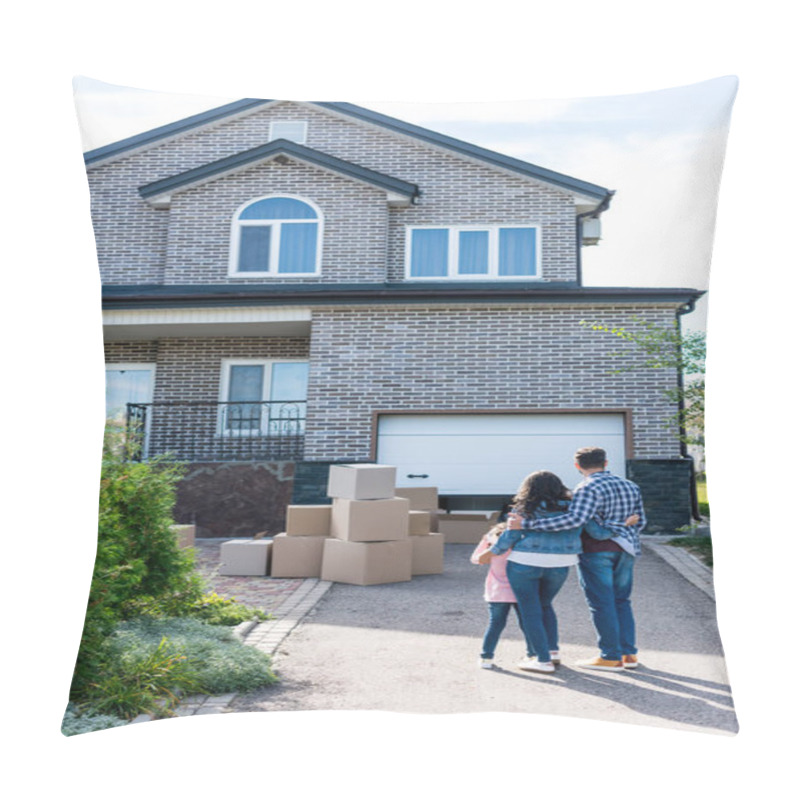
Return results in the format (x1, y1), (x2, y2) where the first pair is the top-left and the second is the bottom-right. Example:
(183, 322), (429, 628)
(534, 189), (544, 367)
(470, 523), (527, 669)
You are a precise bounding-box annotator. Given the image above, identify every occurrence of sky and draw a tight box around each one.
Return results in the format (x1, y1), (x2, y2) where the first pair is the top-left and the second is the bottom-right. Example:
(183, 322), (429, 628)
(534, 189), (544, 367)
(73, 75), (737, 332)
(7, 1), (798, 796)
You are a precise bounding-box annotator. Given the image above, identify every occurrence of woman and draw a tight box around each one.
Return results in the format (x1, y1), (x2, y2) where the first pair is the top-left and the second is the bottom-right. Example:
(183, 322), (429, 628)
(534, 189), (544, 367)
(478, 471), (586, 674)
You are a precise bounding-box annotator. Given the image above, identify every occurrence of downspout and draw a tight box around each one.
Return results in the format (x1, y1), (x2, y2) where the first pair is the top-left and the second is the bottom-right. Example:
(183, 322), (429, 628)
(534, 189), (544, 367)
(676, 299), (701, 521)
(575, 190), (615, 286)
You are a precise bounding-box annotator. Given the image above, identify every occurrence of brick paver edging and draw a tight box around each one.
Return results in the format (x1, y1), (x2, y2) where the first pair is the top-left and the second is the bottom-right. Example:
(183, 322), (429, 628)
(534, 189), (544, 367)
(642, 539), (715, 600)
(130, 577), (334, 722)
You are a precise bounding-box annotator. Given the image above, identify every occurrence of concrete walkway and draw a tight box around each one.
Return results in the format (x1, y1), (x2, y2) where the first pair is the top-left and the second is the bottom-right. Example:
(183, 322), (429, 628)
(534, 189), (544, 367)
(214, 536), (735, 735)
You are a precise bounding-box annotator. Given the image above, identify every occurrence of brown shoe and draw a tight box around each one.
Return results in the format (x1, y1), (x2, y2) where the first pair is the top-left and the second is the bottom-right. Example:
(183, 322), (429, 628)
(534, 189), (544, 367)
(575, 657), (624, 672)
(622, 654), (639, 669)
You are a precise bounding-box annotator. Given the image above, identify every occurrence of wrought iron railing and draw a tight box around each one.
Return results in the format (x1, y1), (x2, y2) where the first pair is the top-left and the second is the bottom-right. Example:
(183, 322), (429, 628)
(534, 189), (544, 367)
(125, 400), (306, 462)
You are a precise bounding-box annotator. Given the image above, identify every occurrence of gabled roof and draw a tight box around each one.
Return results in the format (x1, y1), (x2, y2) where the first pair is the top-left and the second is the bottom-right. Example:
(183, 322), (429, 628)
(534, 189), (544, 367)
(85, 99), (611, 204)
(138, 139), (421, 207)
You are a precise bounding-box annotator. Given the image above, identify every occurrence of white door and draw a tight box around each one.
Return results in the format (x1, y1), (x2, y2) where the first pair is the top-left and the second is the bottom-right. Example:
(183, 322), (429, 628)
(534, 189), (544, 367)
(377, 413), (627, 495)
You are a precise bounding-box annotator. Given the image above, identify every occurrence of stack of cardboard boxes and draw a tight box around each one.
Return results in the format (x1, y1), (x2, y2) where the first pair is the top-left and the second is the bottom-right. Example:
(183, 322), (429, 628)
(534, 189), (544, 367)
(268, 464), (445, 585)
(436, 510), (502, 544)
(217, 465), (506, 582)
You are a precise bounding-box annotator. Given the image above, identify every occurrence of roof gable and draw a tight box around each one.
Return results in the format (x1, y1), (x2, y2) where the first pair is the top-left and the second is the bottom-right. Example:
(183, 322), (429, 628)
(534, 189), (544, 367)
(138, 138), (421, 207)
(85, 99), (610, 205)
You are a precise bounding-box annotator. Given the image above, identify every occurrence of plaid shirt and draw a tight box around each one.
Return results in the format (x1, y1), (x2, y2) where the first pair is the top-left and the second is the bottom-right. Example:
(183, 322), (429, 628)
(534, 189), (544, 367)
(520, 471), (646, 556)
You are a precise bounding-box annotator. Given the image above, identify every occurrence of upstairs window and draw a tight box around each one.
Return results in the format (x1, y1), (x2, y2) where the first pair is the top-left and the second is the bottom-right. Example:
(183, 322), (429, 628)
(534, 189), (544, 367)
(406, 225), (540, 279)
(269, 120), (308, 144)
(230, 195), (322, 277)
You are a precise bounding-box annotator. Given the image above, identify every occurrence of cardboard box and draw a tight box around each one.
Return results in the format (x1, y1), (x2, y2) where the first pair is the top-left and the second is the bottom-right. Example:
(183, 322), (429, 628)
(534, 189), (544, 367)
(327, 464), (397, 500)
(270, 532), (327, 578)
(321, 538), (413, 585)
(219, 539), (272, 576)
(171, 524), (196, 549)
(408, 510), (432, 536)
(411, 532), (445, 575)
(330, 496), (411, 542)
(285, 504), (332, 536)
(394, 486), (439, 510)
(438, 512), (501, 544)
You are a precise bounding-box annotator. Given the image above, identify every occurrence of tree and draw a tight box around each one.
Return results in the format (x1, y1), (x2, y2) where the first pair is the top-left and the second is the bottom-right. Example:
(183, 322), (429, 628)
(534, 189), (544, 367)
(579, 316), (706, 449)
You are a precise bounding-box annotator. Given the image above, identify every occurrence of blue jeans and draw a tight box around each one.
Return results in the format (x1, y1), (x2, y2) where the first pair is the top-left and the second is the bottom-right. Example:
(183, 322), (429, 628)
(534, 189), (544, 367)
(480, 602), (522, 659)
(577, 551), (636, 661)
(505, 561), (569, 663)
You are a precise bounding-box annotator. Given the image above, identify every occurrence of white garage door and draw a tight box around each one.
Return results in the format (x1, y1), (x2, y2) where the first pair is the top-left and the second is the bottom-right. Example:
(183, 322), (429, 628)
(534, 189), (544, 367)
(376, 413), (627, 495)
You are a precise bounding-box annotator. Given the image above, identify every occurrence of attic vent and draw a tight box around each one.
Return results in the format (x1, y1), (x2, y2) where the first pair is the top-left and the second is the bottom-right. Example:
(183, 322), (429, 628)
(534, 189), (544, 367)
(582, 217), (602, 246)
(270, 120), (308, 144)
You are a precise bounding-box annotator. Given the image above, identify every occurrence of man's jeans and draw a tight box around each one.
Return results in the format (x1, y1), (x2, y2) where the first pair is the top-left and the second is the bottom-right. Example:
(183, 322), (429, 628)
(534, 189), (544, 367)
(505, 561), (569, 663)
(480, 602), (522, 659)
(577, 551), (636, 661)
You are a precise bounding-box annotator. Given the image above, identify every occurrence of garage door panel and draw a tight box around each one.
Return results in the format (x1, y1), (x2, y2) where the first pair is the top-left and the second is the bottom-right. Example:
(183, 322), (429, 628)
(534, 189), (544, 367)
(377, 414), (627, 495)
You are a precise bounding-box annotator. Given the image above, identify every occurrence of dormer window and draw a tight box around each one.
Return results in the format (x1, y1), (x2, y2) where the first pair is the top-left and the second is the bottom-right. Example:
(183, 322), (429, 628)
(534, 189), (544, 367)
(269, 120), (308, 144)
(229, 195), (322, 277)
(405, 225), (540, 279)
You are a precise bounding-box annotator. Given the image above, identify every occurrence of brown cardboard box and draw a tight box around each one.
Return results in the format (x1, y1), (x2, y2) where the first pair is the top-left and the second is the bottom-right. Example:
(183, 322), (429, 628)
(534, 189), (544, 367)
(411, 532), (445, 575)
(408, 510), (431, 536)
(285, 504), (332, 536)
(171, 524), (196, 549)
(219, 539), (272, 576)
(327, 464), (397, 500)
(438, 512), (501, 544)
(270, 532), (327, 578)
(321, 538), (413, 585)
(394, 486), (439, 510)
(330, 496), (411, 542)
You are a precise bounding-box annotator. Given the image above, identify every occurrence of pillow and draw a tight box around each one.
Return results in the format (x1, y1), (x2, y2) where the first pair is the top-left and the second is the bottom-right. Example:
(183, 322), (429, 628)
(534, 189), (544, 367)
(66, 76), (738, 738)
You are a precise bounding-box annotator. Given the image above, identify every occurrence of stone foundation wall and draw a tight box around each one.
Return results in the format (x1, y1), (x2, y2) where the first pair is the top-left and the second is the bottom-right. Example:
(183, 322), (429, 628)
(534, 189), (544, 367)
(173, 461), (295, 538)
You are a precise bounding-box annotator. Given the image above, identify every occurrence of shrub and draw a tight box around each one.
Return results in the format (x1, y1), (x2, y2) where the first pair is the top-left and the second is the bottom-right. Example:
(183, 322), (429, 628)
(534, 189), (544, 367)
(86, 635), (203, 718)
(70, 429), (199, 701)
(184, 592), (269, 626)
(111, 618), (278, 695)
(61, 703), (128, 737)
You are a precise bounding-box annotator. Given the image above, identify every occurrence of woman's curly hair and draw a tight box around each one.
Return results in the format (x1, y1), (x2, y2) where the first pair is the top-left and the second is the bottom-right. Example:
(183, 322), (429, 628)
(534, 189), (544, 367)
(512, 470), (572, 515)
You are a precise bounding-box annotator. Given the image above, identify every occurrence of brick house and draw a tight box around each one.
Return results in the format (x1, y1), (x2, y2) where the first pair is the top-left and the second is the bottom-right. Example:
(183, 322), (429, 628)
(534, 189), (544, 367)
(88, 99), (702, 535)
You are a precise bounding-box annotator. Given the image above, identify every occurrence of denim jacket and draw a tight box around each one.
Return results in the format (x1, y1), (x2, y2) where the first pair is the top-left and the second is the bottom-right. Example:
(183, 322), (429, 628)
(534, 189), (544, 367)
(490, 500), (584, 556)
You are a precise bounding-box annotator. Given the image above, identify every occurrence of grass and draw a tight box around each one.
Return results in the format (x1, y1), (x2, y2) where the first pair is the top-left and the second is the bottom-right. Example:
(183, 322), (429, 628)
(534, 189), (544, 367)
(696, 478), (709, 518)
(666, 535), (713, 568)
(64, 616), (278, 735)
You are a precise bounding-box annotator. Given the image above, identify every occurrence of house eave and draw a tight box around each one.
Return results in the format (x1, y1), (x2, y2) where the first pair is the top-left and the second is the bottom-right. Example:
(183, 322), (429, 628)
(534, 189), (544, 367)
(102, 283), (705, 311)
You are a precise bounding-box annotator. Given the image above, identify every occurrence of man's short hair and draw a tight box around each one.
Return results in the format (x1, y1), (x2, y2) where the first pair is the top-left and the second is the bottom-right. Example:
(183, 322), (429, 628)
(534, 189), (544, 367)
(575, 447), (607, 469)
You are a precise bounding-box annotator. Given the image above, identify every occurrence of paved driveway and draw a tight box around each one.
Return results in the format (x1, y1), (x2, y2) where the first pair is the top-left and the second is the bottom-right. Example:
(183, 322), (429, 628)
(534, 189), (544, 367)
(230, 543), (737, 735)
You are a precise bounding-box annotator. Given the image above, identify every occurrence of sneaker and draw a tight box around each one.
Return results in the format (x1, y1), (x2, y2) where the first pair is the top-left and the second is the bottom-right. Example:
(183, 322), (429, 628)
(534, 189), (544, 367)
(622, 654), (639, 669)
(549, 650), (561, 665)
(517, 657), (555, 673)
(479, 658), (494, 669)
(575, 657), (624, 672)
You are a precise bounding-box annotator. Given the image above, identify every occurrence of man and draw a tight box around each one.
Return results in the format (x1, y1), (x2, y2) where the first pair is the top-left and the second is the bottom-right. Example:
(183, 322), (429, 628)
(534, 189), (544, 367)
(507, 446), (646, 672)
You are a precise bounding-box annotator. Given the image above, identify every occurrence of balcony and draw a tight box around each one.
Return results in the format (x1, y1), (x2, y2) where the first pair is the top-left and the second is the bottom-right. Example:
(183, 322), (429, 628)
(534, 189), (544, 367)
(125, 400), (306, 462)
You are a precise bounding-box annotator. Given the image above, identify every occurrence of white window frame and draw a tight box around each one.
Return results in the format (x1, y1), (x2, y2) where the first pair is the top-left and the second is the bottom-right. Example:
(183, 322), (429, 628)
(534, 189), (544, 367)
(105, 363), (156, 455)
(404, 224), (542, 280)
(218, 358), (309, 437)
(228, 194), (323, 278)
(269, 120), (308, 144)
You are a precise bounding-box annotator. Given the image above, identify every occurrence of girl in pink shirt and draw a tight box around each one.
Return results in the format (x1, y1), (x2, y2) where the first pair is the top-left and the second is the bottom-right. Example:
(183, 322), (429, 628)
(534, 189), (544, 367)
(470, 524), (527, 669)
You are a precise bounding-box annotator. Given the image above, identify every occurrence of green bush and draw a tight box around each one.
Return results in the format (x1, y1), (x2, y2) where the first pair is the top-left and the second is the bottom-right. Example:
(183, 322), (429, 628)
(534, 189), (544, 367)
(184, 592), (269, 626)
(61, 703), (128, 737)
(111, 618), (278, 695)
(70, 429), (199, 702)
(81, 635), (202, 719)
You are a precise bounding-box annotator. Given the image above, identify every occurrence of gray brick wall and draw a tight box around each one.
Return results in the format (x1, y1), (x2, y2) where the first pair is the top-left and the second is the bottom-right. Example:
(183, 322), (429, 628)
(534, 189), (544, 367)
(304, 304), (682, 461)
(89, 101), (578, 284)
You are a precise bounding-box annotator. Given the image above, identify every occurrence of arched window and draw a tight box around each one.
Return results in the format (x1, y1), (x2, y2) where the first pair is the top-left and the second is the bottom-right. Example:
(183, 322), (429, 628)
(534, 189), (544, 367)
(230, 195), (322, 276)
